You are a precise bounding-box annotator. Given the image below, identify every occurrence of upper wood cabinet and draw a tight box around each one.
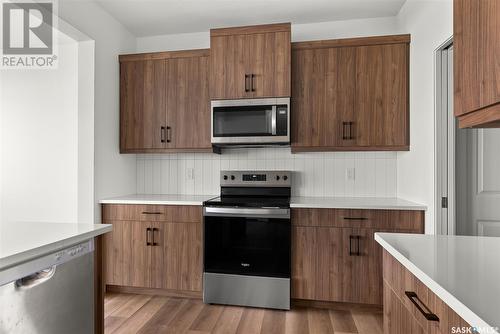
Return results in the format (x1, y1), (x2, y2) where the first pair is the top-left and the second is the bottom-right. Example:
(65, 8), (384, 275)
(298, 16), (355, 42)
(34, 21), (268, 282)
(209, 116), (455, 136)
(454, 0), (500, 128)
(119, 50), (211, 153)
(291, 35), (410, 152)
(210, 23), (291, 99)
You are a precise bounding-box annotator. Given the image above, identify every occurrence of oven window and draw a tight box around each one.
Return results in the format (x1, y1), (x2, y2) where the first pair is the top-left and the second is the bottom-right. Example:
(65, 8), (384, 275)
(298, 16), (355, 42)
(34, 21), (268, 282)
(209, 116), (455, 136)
(213, 106), (273, 137)
(204, 216), (290, 278)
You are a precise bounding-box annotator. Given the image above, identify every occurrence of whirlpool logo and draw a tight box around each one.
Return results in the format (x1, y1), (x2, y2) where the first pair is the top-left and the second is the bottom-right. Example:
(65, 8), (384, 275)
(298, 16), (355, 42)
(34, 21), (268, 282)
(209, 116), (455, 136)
(1, 0), (58, 68)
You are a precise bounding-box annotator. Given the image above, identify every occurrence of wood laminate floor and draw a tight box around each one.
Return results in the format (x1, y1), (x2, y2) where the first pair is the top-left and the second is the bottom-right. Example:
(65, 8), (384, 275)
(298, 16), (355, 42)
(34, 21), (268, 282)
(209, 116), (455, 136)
(104, 293), (383, 334)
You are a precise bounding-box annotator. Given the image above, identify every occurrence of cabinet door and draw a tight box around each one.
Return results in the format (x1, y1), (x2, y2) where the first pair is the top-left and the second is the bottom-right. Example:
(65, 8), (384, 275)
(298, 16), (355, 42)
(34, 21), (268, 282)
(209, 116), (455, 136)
(247, 31), (291, 98)
(354, 44), (409, 148)
(210, 34), (248, 99)
(291, 226), (317, 299)
(384, 281), (426, 334)
(159, 222), (202, 291)
(325, 47), (356, 147)
(104, 220), (151, 287)
(120, 59), (167, 151)
(166, 56), (211, 149)
(291, 48), (327, 148)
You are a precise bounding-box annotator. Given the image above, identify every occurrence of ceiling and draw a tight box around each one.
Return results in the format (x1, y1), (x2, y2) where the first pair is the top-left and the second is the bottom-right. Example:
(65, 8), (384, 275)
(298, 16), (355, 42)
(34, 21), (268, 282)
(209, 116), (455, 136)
(95, 0), (407, 37)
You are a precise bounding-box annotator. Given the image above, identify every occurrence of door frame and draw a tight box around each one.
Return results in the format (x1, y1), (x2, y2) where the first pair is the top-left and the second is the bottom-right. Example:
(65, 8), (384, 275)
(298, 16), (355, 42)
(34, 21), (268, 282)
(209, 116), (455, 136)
(434, 37), (455, 235)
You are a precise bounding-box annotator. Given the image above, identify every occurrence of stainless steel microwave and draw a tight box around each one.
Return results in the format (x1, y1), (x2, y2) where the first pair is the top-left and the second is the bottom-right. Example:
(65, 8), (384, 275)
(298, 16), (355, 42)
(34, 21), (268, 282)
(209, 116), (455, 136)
(211, 98), (290, 146)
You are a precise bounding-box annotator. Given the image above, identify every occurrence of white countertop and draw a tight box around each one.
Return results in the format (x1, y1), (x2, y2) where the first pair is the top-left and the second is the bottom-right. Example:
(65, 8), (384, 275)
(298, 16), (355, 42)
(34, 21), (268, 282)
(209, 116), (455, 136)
(99, 194), (217, 206)
(290, 196), (426, 210)
(100, 194), (426, 210)
(375, 233), (500, 334)
(0, 222), (112, 271)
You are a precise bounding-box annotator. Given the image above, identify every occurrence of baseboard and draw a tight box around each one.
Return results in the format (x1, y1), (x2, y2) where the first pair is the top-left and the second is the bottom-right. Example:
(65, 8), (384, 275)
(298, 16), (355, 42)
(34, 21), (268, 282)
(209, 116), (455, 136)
(106, 285), (202, 299)
(292, 299), (383, 312)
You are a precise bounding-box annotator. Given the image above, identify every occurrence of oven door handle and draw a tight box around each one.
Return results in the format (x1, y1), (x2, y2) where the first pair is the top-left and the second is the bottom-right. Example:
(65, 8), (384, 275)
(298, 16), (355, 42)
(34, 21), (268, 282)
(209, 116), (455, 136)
(271, 106), (277, 135)
(203, 207), (290, 219)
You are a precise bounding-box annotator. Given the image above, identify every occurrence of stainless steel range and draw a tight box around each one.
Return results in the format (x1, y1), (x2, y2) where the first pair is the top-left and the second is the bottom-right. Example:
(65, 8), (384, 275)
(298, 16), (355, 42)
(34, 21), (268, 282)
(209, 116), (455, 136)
(203, 170), (292, 310)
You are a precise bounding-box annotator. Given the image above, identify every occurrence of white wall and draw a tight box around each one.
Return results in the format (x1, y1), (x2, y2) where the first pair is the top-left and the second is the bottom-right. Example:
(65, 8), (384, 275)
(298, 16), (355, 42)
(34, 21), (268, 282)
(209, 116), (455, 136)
(0, 37), (79, 223)
(137, 149), (397, 198)
(59, 2), (137, 223)
(396, 0), (453, 233)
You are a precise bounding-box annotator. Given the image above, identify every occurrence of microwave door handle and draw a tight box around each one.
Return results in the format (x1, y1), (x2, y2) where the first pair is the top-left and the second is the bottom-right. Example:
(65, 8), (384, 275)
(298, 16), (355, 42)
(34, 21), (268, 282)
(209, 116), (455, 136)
(271, 106), (277, 135)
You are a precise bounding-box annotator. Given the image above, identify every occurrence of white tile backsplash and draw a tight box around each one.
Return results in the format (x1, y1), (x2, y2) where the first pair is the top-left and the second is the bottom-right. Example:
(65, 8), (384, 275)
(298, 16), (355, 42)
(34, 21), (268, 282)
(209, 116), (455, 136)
(136, 148), (397, 197)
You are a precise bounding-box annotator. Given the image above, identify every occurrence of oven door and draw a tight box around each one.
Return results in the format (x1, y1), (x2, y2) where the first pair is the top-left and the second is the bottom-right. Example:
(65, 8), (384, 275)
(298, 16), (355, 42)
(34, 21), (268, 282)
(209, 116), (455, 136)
(211, 98), (290, 145)
(203, 207), (291, 278)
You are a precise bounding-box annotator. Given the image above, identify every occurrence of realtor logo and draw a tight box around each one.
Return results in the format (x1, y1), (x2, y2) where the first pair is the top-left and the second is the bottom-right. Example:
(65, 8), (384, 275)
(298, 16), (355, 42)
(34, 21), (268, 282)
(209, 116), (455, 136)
(1, 0), (57, 68)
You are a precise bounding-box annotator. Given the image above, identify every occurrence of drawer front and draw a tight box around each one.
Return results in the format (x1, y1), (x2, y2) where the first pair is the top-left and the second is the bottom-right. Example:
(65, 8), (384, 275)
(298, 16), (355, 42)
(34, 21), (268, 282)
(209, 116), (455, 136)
(292, 208), (424, 231)
(102, 204), (202, 223)
(383, 250), (473, 334)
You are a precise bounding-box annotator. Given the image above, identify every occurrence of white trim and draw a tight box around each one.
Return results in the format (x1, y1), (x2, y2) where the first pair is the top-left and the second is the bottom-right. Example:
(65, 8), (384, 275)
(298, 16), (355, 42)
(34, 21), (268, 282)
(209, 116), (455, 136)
(477, 220), (500, 236)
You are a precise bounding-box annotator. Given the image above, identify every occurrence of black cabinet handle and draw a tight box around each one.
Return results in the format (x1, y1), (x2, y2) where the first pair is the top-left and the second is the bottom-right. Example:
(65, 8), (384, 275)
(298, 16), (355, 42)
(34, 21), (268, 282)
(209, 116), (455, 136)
(146, 228), (152, 246)
(348, 122), (354, 140)
(343, 217), (368, 220)
(152, 228), (159, 246)
(251, 74), (256, 92)
(405, 291), (440, 322)
(160, 126), (166, 143)
(342, 122), (349, 140)
(349, 235), (361, 256)
(244, 74), (250, 92)
(142, 211), (162, 215)
(166, 126), (172, 143)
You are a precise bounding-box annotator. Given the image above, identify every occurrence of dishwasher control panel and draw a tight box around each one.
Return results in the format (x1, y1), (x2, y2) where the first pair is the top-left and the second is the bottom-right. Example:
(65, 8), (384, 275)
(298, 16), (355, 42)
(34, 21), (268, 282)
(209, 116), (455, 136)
(1, 239), (94, 286)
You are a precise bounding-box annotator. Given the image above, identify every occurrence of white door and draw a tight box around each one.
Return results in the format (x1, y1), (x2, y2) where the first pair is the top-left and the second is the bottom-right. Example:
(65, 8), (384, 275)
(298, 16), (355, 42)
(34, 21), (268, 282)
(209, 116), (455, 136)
(470, 129), (500, 236)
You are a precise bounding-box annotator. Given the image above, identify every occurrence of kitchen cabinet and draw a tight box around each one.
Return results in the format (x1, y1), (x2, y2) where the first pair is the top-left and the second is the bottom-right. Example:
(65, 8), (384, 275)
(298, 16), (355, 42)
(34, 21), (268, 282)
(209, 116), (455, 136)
(119, 50), (211, 153)
(383, 250), (472, 334)
(102, 204), (202, 294)
(291, 35), (410, 152)
(454, 0), (500, 128)
(291, 208), (424, 305)
(210, 23), (291, 99)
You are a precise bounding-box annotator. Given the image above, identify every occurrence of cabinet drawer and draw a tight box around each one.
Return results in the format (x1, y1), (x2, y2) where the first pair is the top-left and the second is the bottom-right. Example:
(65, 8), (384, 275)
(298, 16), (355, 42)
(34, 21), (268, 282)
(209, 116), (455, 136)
(102, 204), (201, 223)
(292, 208), (424, 231)
(383, 250), (473, 334)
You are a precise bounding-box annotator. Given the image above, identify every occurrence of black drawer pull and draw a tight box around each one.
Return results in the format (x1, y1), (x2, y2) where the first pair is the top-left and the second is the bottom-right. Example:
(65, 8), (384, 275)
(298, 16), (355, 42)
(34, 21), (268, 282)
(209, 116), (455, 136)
(142, 211), (162, 215)
(344, 217), (368, 220)
(251, 74), (256, 92)
(146, 228), (152, 246)
(342, 122), (349, 140)
(405, 291), (439, 322)
(166, 126), (172, 143)
(152, 228), (159, 246)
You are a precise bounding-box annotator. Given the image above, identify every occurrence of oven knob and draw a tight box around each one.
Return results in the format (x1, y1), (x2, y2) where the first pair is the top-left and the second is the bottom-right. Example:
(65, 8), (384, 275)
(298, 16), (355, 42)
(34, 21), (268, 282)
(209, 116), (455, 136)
(231, 175), (235, 180)
(276, 175), (280, 181)
(223, 175), (228, 180)
(283, 175), (288, 181)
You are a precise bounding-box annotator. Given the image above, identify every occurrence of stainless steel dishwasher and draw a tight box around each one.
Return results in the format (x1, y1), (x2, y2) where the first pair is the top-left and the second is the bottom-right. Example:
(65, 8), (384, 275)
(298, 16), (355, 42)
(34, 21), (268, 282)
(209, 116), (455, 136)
(0, 239), (94, 334)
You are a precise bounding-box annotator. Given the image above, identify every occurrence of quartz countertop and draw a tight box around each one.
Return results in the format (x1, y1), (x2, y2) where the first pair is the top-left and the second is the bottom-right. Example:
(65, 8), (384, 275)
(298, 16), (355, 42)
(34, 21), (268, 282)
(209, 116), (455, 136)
(100, 194), (426, 210)
(290, 196), (426, 210)
(0, 222), (112, 271)
(375, 232), (500, 334)
(99, 194), (217, 206)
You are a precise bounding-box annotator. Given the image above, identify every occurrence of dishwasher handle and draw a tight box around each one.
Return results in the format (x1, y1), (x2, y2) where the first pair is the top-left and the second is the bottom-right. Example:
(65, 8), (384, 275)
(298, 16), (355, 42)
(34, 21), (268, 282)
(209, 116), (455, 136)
(15, 266), (56, 290)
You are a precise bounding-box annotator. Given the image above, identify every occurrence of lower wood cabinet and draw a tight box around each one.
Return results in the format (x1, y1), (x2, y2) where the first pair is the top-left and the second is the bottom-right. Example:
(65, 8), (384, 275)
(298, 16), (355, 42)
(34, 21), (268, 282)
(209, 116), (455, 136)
(102, 204), (202, 293)
(291, 208), (425, 305)
(383, 250), (472, 334)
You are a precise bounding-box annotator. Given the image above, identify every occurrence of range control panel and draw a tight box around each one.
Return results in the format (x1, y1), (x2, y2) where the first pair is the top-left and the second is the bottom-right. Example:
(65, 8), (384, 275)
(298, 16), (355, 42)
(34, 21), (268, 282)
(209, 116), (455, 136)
(220, 170), (291, 187)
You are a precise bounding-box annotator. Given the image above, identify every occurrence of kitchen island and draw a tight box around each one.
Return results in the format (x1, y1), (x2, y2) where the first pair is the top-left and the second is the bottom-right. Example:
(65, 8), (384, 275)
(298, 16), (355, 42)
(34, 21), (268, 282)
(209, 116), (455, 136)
(376, 233), (500, 334)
